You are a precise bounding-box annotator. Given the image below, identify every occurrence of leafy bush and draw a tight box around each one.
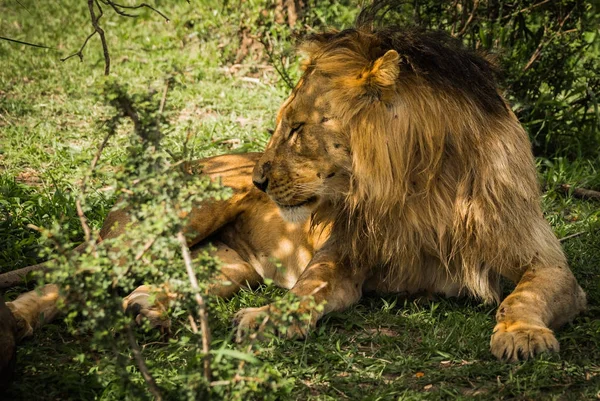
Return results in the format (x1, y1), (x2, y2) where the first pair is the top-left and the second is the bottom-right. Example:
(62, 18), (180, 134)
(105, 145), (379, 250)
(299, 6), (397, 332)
(29, 81), (319, 400)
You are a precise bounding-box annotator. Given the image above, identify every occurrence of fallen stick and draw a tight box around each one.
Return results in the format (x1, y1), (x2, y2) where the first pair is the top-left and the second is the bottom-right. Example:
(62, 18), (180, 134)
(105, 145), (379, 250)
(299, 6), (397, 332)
(559, 184), (600, 201)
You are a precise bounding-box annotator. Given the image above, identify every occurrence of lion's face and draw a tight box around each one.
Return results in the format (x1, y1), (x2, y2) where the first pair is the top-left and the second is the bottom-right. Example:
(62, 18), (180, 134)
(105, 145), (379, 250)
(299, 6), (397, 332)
(253, 73), (351, 222)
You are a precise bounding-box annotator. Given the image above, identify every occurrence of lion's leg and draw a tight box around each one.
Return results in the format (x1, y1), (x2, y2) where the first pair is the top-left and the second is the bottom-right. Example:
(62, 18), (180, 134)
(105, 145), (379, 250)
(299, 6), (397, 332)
(235, 248), (365, 341)
(5, 284), (61, 341)
(490, 264), (586, 362)
(124, 242), (263, 330)
(207, 242), (263, 298)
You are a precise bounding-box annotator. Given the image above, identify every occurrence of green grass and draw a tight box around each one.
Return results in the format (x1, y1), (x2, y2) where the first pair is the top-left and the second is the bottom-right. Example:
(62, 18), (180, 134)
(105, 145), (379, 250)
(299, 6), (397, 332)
(1, 1), (599, 400)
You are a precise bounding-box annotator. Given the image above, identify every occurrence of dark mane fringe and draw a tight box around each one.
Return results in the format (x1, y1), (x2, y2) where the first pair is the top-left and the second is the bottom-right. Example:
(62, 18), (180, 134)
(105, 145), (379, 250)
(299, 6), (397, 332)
(300, 18), (567, 303)
(303, 27), (506, 114)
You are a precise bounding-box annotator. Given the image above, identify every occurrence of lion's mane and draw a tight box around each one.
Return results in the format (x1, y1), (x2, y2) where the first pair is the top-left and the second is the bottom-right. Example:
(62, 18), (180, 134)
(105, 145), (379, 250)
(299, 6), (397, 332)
(303, 27), (566, 303)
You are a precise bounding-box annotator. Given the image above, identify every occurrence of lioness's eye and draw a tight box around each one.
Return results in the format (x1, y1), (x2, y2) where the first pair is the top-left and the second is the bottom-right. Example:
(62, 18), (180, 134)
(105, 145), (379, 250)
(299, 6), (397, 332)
(321, 117), (330, 123)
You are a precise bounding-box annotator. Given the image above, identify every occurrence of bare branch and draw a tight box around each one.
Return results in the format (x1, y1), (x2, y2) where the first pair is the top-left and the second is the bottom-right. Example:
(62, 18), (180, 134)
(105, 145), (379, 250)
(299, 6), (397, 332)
(76, 126), (114, 255)
(102, 0), (170, 22)
(89, 0), (111, 75)
(14, 0), (32, 15)
(158, 79), (170, 115)
(502, 0), (552, 20)
(75, 200), (94, 246)
(256, 34), (294, 89)
(63, 0), (168, 73)
(176, 231), (211, 381)
(559, 184), (600, 201)
(523, 8), (573, 72)
(134, 238), (156, 261)
(0, 36), (51, 49)
(454, 0), (479, 38)
(126, 323), (163, 401)
(559, 231), (586, 243)
(61, 31), (96, 62)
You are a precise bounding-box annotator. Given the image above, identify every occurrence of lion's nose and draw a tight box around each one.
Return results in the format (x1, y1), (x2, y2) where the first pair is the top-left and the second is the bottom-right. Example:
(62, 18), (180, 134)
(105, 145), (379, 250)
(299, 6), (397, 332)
(253, 178), (269, 192)
(252, 161), (271, 192)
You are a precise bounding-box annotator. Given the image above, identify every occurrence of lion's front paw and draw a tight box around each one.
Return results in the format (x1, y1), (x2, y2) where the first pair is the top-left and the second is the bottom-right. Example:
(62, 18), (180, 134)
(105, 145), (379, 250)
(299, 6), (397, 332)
(122, 287), (171, 333)
(233, 306), (270, 343)
(490, 321), (559, 362)
(233, 305), (311, 343)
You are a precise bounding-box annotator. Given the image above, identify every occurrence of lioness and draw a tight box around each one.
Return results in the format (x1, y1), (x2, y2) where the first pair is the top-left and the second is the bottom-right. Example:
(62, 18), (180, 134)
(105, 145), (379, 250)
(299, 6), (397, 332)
(3, 26), (586, 363)
(2, 153), (327, 335)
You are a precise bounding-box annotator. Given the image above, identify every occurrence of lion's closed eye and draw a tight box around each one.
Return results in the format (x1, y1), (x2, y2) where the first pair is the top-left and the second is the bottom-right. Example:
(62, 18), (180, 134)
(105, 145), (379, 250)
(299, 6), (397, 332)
(289, 123), (304, 137)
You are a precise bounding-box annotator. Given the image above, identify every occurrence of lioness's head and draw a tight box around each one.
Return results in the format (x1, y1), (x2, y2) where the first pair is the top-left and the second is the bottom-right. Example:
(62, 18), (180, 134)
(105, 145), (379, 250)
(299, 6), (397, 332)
(252, 71), (353, 222)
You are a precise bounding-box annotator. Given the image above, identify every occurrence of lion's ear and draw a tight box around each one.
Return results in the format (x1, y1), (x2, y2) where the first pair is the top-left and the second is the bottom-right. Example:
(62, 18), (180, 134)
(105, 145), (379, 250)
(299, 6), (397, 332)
(354, 50), (400, 101)
(369, 50), (400, 88)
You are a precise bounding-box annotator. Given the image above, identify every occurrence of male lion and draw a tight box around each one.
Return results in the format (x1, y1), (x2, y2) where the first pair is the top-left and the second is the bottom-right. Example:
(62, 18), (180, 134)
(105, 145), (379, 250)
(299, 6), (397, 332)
(239, 26), (587, 362)
(3, 27), (586, 363)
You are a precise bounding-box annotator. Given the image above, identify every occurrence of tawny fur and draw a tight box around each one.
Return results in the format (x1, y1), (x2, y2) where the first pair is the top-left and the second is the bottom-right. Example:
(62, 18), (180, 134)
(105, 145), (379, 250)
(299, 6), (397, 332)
(4, 27), (587, 363)
(251, 27), (586, 361)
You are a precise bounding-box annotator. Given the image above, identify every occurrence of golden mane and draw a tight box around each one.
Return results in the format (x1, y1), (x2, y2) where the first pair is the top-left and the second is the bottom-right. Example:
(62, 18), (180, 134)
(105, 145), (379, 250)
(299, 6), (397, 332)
(303, 28), (566, 303)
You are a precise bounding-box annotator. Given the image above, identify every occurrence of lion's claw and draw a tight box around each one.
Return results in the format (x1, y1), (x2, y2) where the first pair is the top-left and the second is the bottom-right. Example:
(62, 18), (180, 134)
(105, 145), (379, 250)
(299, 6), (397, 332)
(234, 306), (269, 343)
(122, 287), (171, 332)
(233, 305), (312, 343)
(490, 321), (559, 362)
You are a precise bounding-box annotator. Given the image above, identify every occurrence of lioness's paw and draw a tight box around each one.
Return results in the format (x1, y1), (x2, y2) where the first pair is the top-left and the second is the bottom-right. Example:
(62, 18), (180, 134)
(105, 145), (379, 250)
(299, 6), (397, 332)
(122, 289), (171, 333)
(233, 306), (311, 343)
(490, 321), (559, 362)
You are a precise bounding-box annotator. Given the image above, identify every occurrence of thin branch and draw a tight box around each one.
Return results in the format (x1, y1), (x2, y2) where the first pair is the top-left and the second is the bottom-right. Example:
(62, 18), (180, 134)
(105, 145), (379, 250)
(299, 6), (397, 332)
(177, 231), (211, 381)
(89, 0), (111, 75)
(559, 231), (586, 243)
(14, 0), (32, 15)
(503, 0), (551, 20)
(455, 0), (479, 37)
(559, 184), (600, 201)
(75, 128), (114, 256)
(63, 0), (168, 73)
(256, 34), (294, 89)
(134, 238), (156, 261)
(158, 79), (170, 115)
(0, 36), (51, 49)
(61, 31), (96, 62)
(88, 129), (114, 183)
(523, 26), (546, 72)
(523, 9), (573, 72)
(126, 323), (163, 401)
(102, 0), (170, 22)
(75, 200), (94, 248)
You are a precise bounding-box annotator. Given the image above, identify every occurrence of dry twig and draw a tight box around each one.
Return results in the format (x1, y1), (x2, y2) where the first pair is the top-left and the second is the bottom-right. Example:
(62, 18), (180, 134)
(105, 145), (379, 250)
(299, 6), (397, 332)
(454, 0), (479, 37)
(523, 8), (573, 72)
(76, 128), (114, 255)
(101, 0), (170, 21)
(177, 231), (212, 381)
(559, 184), (600, 201)
(559, 231), (586, 243)
(126, 323), (163, 401)
(256, 34), (294, 89)
(62, 0), (169, 74)
(0, 36), (51, 49)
